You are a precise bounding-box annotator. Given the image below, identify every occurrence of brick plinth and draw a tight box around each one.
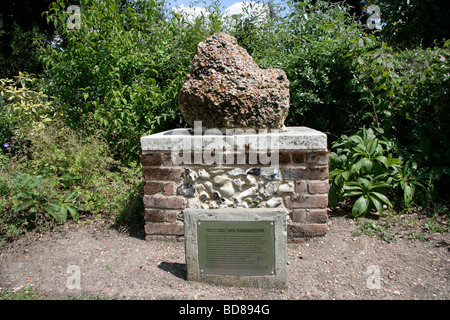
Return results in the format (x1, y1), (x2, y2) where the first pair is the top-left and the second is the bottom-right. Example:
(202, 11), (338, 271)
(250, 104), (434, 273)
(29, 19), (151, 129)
(140, 127), (329, 241)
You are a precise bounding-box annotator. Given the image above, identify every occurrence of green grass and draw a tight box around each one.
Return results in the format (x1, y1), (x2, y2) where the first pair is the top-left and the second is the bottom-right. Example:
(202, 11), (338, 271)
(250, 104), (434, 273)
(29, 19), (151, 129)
(0, 287), (105, 300)
(354, 204), (449, 242)
(0, 287), (45, 300)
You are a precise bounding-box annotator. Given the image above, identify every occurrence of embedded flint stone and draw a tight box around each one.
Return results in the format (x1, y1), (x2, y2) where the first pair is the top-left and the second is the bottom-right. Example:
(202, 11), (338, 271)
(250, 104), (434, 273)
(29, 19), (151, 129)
(266, 197), (282, 208)
(219, 182), (235, 197)
(185, 169), (198, 182)
(177, 183), (196, 197)
(262, 168), (281, 180)
(212, 191), (221, 200)
(199, 193), (209, 201)
(198, 169), (210, 179)
(227, 168), (243, 176)
(278, 182), (294, 194)
(246, 168), (262, 176)
(178, 32), (290, 129)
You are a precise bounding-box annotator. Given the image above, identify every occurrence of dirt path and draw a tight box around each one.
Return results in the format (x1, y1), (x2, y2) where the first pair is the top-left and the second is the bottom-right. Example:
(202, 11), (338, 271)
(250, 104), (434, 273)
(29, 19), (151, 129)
(0, 215), (448, 300)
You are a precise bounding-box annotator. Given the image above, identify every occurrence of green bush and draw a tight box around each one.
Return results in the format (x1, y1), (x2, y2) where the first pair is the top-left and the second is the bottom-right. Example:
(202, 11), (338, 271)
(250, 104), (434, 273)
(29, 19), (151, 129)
(0, 172), (56, 241)
(329, 127), (437, 217)
(329, 127), (399, 217)
(231, 0), (371, 139)
(22, 121), (144, 219)
(40, 0), (220, 164)
(0, 73), (57, 158)
(233, 2), (449, 194)
(354, 43), (450, 191)
(0, 63), (143, 243)
(0, 121), (143, 243)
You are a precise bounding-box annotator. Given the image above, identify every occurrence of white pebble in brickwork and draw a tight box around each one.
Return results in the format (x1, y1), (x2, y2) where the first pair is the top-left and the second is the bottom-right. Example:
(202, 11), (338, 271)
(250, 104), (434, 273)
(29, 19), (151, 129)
(203, 181), (215, 194)
(262, 168), (281, 180)
(278, 181), (294, 194)
(195, 183), (206, 193)
(234, 187), (259, 203)
(220, 182), (235, 197)
(227, 168), (243, 176)
(185, 169), (198, 182)
(266, 197), (282, 208)
(198, 169), (210, 179)
(245, 175), (257, 186)
(213, 174), (229, 185)
(263, 181), (278, 197)
(232, 178), (243, 190)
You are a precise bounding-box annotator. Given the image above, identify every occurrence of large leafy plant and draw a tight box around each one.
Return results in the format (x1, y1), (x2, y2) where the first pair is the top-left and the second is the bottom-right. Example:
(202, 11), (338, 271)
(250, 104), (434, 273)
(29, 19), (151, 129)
(329, 127), (400, 217)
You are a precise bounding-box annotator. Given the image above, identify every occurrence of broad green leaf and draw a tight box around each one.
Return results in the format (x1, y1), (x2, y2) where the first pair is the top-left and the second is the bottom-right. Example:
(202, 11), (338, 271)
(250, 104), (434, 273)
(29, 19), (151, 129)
(375, 155), (387, 167)
(67, 206), (79, 222)
(352, 196), (369, 217)
(366, 139), (378, 157)
(371, 192), (392, 207)
(360, 158), (373, 176)
(342, 171), (350, 180)
(343, 184), (362, 191)
(369, 194), (383, 213)
(343, 190), (363, 197)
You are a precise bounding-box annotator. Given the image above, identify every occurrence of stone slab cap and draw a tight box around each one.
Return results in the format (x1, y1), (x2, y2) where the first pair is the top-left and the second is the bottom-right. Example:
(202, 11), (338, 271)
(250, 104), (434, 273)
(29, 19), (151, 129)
(141, 126), (327, 152)
(183, 208), (287, 288)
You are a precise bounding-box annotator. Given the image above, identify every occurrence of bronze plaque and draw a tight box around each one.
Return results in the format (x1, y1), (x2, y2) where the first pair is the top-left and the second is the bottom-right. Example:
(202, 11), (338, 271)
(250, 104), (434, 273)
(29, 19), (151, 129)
(197, 220), (275, 276)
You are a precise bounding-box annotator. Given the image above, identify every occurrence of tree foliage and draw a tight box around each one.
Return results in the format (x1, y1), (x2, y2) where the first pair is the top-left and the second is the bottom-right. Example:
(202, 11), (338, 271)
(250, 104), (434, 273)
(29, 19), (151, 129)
(374, 0), (450, 49)
(0, 0), (56, 78)
(41, 0), (215, 163)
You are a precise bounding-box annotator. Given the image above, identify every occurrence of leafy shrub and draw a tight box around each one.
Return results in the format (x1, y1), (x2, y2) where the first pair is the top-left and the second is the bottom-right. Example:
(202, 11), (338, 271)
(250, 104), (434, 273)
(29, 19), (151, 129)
(234, 2), (449, 198)
(329, 127), (400, 217)
(0, 73), (57, 131)
(231, 0), (371, 139)
(0, 73), (57, 162)
(329, 127), (437, 217)
(0, 172), (58, 242)
(41, 0), (219, 164)
(354, 43), (450, 192)
(0, 121), (143, 243)
(21, 121), (143, 219)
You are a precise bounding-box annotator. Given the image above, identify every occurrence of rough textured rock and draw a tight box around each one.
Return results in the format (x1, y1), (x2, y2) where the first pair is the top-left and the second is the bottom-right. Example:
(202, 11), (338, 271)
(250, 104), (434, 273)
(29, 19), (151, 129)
(178, 32), (290, 129)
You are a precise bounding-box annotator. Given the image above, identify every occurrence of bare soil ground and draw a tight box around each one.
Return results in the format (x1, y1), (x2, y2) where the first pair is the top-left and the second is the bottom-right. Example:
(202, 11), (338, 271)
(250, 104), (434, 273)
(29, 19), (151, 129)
(0, 213), (448, 300)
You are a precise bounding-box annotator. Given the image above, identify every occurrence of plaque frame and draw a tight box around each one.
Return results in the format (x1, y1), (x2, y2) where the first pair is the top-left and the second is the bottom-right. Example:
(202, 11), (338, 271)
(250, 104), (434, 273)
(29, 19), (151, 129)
(184, 208), (287, 288)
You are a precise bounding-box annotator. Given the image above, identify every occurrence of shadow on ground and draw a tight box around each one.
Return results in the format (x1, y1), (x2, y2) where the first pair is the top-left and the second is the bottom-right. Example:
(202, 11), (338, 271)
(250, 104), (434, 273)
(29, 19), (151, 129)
(158, 261), (187, 280)
(113, 180), (146, 240)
